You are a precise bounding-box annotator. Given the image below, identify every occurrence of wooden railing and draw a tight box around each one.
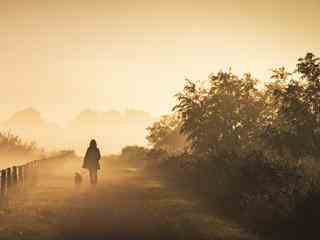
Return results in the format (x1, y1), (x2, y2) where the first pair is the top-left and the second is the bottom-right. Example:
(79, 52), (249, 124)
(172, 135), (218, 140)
(0, 160), (40, 196)
(0, 151), (75, 198)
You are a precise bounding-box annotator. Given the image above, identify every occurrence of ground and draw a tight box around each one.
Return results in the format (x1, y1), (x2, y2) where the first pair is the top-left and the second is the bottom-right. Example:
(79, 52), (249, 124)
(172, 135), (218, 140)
(0, 160), (257, 240)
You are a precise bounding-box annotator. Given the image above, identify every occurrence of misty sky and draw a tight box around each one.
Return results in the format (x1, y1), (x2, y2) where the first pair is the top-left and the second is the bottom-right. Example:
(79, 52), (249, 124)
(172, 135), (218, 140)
(0, 0), (319, 124)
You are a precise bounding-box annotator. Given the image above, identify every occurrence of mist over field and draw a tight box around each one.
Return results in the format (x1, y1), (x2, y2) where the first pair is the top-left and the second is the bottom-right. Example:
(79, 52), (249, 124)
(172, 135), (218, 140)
(0, 108), (154, 154)
(1, 0), (320, 239)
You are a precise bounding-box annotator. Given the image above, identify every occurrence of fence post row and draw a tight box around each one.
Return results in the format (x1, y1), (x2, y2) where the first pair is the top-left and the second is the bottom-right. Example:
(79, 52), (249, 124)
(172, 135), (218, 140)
(0, 152), (73, 199)
(0, 159), (41, 197)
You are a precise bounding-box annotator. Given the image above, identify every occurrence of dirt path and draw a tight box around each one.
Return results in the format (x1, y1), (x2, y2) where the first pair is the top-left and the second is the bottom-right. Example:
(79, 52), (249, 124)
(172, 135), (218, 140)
(0, 163), (257, 240)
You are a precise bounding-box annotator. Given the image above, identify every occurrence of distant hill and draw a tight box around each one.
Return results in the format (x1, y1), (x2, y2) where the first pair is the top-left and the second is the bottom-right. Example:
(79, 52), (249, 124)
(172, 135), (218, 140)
(0, 108), (156, 153)
(4, 108), (45, 127)
(2, 108), (61, 132)
(70, 109), (153, 127)
(67, 109), (155, 153)
(0, 108), (63, 151)
(123, 109), (153, 122)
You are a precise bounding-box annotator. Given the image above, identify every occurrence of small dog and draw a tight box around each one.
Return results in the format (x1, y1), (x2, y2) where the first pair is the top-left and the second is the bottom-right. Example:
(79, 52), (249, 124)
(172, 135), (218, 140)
(74, 172), (82, 185)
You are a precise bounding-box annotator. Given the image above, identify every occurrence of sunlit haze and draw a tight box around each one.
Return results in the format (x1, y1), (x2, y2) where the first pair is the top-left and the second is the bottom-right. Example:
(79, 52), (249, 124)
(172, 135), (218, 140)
(1, 1), (320, 239)
(1, 0), (319, 122)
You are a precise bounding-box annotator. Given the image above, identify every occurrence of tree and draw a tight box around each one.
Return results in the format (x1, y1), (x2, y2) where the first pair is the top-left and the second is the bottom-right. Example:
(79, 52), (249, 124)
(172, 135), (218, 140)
(146, 115), (187, 153)
(265, 53), (320, 158)
(173, 71), (265, 157)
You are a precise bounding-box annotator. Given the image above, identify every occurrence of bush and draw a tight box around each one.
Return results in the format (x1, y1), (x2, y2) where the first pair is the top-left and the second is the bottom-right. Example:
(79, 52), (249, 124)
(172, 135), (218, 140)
(145, 149), (320, 238)
(120, 145), (148, 164)
(0, 131), (37, 154)
(0, 131), (41, 168)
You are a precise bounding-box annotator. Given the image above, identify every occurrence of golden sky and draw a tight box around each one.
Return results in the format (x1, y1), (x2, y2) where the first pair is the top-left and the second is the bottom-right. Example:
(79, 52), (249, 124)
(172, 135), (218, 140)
(0, 0), (319, 123)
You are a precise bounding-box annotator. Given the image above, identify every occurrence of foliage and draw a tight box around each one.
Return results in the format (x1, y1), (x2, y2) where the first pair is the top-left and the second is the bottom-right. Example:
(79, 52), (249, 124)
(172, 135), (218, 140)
(265, 53), (320, 158)
(146, 115), (187, 153)
(120, 145), (148, 162)
(143, 53), (320, 238)
(0, 131), (37, 153)
(173, 71), (265, 156)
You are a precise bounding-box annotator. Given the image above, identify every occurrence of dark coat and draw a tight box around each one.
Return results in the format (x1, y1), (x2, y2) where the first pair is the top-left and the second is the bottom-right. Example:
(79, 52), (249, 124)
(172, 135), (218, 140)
(83, 147), (101, 170)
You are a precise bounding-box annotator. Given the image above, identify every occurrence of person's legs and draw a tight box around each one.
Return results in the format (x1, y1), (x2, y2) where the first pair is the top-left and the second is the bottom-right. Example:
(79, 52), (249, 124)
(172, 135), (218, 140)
(89, 169), (98, 185)
(93, 170), (98, 184)
(89, 170), (94, 184)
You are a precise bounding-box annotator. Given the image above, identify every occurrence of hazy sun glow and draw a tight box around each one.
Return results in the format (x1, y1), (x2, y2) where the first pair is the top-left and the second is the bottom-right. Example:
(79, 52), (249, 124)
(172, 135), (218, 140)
(0, 0), (319, 124)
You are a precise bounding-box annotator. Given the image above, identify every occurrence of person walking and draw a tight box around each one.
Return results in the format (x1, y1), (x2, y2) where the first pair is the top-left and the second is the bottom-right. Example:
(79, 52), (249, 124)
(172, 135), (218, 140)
(83, 139), (101, 185)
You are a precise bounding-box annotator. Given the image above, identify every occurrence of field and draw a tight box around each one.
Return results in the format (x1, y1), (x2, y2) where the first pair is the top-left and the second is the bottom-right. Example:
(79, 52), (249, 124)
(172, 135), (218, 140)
(0, 158), (256, 240)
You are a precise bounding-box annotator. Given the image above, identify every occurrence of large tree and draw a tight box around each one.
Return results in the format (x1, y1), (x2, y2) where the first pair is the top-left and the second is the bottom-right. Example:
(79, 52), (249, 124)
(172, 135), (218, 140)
(265, 53), (320, 158)
(173, 71), (265, 157)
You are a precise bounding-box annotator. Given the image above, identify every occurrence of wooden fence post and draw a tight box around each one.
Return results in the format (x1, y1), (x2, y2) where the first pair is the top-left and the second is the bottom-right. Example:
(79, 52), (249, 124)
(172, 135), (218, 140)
(18, 166), (23, 184)
(30, 162), (34, 182)
(6, 168), (11, 189)
(12, 166), (18, 185)
(31, 162), (36, 181)
(24, 165), (28, 182)
(34, 161), (39, 180)
(1, 169), (6, 195)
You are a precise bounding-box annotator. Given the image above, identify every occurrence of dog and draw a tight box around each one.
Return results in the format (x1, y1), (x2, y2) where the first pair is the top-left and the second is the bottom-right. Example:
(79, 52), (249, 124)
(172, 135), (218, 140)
(74, 172), (83, 186)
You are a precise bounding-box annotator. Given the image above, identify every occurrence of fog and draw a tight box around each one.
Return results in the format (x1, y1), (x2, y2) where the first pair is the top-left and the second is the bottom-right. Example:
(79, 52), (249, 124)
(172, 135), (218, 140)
(0, 108), (155, 155)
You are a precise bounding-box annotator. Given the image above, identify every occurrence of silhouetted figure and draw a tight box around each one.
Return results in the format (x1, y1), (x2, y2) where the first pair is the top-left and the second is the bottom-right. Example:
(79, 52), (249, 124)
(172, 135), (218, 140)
(83, 139), (101, 185)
